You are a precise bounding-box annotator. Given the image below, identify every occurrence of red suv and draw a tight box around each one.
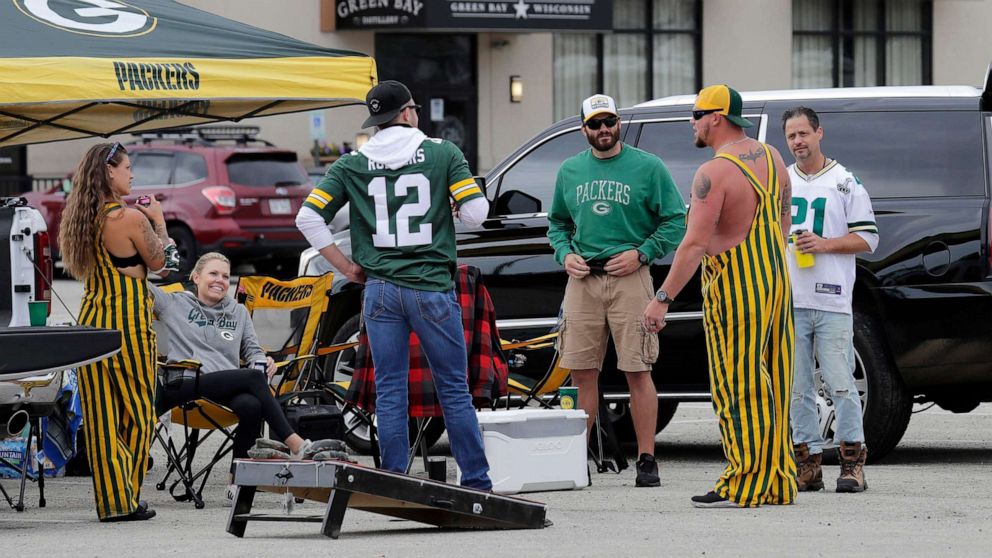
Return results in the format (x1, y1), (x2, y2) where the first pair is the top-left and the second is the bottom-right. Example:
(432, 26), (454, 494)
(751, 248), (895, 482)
(25, 126), (311, 277)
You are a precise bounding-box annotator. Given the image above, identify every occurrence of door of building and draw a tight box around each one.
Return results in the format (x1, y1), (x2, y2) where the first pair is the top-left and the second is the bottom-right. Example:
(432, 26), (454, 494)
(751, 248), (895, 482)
(375, 34), (478, 172)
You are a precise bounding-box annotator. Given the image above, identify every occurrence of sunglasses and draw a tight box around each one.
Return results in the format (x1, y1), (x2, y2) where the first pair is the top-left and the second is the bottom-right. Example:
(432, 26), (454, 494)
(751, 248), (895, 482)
(105, 142), (123, 164)
(585, 116), (619, 130)
(404, 104), (422, 115)
(692, 109), (721, 120)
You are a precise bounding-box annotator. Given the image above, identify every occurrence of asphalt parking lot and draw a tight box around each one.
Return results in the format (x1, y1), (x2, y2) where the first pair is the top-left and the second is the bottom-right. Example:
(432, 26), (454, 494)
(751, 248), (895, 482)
(5, 280), (990, 556)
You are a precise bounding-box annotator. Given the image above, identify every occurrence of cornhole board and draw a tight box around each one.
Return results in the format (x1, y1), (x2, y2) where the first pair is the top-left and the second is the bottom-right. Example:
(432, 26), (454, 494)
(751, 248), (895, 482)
(227, 459), (549, 539)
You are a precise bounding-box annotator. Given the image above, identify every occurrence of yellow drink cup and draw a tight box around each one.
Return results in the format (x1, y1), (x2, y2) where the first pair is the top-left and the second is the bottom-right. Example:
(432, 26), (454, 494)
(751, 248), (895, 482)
(791, 233), (815, 268)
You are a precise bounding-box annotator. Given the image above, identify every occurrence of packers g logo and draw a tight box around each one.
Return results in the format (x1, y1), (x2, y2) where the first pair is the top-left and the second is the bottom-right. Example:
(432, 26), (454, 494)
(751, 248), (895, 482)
(220, 331), (235, 342)
(15, 0), (157, 37)
(592, 201), (611, 216)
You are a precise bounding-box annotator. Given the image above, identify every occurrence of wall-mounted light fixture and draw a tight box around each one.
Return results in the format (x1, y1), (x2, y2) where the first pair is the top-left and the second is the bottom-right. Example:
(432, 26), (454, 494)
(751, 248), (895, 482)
(509, 75), (523, 103)
(355, 132), (369, 148)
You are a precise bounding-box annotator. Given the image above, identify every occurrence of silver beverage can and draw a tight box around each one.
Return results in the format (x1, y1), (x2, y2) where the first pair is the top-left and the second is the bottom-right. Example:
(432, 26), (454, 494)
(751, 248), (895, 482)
(251, 359), (268, 372)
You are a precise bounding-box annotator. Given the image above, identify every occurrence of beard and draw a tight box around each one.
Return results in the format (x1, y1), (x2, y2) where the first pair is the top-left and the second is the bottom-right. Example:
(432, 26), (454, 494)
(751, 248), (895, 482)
(693, 133), (707, 149)
(586, 128), (620, 152)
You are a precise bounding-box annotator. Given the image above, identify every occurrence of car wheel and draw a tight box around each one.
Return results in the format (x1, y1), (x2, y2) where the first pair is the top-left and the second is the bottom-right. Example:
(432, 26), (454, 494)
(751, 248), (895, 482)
(607, 400), (679, 445)
(165, 224), (196, 281)
(325, 314), (445, 455)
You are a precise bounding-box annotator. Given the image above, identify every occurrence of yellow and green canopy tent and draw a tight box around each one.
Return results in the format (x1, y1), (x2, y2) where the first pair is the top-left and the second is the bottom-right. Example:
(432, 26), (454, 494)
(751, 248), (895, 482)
(0, 0), (377, 147)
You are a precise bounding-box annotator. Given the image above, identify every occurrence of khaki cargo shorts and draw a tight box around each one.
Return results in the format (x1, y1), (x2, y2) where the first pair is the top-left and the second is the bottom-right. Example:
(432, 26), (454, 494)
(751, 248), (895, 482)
(558, 266), (659, 372)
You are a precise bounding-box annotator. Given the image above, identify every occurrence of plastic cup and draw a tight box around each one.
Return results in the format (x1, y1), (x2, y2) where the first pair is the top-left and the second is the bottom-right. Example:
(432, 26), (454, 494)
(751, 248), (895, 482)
(558, 386), (578, 410)
(791, 234), (815, 268)
(28, 300), (48, 326)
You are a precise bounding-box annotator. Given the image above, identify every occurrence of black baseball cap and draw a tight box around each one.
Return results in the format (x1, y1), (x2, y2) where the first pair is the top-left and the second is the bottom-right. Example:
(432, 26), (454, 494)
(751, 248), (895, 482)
(362, 80), (414, 129)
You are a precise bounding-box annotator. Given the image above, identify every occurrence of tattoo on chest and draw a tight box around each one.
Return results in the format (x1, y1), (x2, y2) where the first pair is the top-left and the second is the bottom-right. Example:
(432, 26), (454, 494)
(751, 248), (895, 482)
(739, 148), (765, 163)
(693, 173), (712, 200)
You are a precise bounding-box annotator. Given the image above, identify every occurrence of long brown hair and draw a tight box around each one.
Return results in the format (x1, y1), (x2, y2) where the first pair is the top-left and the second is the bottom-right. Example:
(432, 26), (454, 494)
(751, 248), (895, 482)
(59, 143), (128, 280)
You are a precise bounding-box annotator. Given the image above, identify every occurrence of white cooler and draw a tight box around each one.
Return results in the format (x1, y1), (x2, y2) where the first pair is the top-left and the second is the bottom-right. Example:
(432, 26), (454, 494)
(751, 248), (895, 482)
(456, 409), (589, 494)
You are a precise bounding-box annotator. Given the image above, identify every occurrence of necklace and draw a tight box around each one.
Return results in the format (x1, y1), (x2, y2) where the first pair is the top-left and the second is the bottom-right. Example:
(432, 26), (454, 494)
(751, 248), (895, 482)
(715, 136), (750, 153)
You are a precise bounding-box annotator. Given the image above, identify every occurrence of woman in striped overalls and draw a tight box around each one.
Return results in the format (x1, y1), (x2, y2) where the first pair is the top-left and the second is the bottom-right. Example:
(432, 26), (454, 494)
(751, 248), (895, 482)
(59, 143), (172, 522)
(644, 84), (797, 508)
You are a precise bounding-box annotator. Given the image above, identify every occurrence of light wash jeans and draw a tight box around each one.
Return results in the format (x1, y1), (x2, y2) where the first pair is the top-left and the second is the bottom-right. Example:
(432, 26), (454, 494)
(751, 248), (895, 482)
(362, 278), (492, 490)
(790, 308), (865, 455)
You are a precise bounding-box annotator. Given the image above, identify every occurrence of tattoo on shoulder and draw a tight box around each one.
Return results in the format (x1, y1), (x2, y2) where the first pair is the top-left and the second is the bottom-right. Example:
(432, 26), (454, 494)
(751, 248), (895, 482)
(739, 148), (765, 163)
(692, 173), (712, 200)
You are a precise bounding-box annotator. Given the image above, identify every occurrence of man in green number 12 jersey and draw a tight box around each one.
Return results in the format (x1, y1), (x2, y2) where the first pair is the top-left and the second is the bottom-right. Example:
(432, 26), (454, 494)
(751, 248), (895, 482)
(296, 80), (492, 489)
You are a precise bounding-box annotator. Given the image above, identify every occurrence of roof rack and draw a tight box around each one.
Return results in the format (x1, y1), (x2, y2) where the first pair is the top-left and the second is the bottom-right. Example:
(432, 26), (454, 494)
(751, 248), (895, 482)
(131, 125), (275, 146)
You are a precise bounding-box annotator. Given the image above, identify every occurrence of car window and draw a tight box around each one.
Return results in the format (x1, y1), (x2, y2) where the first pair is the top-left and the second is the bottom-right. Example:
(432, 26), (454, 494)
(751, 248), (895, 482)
(635, 120), (712, 199)
(130, 153), (173, 188)
(226, 153), (307, 187)
(765, 111), (985, 198)
(173, 152), (207, 184)
(494, 130), (590, 215)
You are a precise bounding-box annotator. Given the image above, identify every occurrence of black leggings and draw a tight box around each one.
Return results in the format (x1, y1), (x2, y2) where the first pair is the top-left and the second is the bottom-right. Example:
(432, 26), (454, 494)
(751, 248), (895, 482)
(156, 368), (296, 459)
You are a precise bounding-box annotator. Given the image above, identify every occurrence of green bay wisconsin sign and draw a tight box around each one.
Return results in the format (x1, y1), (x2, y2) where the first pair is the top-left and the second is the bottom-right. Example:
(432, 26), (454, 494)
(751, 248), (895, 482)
(335, 0), (612, 30)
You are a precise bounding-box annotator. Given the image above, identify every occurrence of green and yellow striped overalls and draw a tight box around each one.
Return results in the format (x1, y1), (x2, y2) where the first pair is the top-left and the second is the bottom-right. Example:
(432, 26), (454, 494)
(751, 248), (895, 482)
(76, 202), (157, 520)
(701, 145), (797, 507)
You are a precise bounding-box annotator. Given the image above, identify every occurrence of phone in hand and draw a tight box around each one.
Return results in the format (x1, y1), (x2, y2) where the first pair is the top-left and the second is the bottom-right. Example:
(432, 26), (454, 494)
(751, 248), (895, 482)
(136, 195), (152, 208)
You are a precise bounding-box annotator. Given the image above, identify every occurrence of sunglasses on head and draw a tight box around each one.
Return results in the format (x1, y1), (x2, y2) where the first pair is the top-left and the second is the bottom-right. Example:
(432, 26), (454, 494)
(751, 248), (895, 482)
(585, 115), (619, 130)
(692, 109), (721, 120)
(105, 142), (123, 164)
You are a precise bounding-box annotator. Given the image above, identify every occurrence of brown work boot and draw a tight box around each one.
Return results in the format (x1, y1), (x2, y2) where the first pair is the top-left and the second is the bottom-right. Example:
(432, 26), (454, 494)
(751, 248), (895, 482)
(836, 442), (868, 493)
(794, 442), (824, 492)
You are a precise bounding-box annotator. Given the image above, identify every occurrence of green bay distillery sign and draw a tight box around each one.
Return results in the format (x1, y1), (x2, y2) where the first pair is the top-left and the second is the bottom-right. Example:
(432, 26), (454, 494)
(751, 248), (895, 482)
(334, 0), (612, 31)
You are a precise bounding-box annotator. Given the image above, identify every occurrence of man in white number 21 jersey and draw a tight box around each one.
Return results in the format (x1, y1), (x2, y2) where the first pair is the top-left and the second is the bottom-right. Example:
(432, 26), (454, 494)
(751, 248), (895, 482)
(296, 80), (492, 490)
(784, 106), (878, 494)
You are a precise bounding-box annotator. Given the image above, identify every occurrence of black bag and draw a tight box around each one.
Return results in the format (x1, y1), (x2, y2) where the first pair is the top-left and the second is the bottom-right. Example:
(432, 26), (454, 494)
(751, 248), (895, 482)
(284, 403), (344, 442)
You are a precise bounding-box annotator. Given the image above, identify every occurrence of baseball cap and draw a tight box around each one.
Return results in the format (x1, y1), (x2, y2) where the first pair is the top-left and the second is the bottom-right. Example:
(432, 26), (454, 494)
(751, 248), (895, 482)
(580, 94), (619, 124)
(361, 80), (413, 129)
(694, 84), (752, 128)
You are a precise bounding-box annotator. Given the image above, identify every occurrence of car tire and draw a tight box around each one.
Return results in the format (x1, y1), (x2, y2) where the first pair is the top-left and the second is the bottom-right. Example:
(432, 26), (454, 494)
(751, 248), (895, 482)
(325, 314), (445, 455)
(855, 310), (912, 463)
(165, 224), (196, 281)
(608, 400), (679, 445)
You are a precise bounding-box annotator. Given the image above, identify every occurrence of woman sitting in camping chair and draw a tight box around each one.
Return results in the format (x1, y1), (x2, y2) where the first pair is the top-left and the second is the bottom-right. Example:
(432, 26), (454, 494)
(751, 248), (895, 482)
(150, 252), (317, 501)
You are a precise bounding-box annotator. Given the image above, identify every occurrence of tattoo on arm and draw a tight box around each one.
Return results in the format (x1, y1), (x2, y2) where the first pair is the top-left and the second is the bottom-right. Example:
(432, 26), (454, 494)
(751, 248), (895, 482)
(140, 218), (163, 254)
(739, 148), (765, 163)
(692, 173), (712, 201)
(780, 178), (792, 218)
(153, 220), (168, 242)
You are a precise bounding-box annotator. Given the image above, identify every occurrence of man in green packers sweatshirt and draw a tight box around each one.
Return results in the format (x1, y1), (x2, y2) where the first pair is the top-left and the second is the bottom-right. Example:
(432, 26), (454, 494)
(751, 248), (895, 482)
(548, 94), (686, 488)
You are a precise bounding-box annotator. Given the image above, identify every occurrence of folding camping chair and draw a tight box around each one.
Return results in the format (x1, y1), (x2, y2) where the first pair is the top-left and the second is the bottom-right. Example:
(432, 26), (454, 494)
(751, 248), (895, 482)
(153, 273), (341, 508)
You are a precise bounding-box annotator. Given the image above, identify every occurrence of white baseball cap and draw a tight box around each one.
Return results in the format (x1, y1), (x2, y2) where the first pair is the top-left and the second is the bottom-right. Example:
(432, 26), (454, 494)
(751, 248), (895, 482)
(580, 94), (618, 123)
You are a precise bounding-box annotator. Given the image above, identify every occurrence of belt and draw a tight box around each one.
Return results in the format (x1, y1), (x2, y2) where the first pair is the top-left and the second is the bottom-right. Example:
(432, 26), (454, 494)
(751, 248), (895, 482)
(586, 259), (609, 274)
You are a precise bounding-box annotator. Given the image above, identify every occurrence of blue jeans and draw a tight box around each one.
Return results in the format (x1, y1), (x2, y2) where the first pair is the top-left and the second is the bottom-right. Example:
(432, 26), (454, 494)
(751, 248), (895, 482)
(790, 308), (865, 454)
(362, 278), (492, 490)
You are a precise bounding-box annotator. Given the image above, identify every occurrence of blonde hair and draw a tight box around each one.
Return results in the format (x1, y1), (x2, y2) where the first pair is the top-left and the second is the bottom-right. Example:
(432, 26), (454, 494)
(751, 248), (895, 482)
(191, 252), (231, 277)
(59, 143), (128, 280)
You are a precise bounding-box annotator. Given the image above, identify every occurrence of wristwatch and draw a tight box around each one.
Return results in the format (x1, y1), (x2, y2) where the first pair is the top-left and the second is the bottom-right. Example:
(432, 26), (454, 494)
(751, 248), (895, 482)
(655, 289), (674, 304)
(637, 250), (649, 265)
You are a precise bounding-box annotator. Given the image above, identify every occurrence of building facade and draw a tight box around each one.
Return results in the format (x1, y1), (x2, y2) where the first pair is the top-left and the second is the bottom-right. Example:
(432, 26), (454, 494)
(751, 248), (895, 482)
(20, 0), (992, 179)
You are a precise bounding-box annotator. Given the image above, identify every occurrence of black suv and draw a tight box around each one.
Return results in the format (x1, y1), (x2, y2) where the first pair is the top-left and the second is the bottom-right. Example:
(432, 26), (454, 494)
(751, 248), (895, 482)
(304, 79), (992, 460)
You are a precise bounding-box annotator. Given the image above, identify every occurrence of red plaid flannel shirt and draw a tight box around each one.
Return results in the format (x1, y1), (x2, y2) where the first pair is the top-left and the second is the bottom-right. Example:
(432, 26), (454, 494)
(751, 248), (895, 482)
(345, 265), (508, 417)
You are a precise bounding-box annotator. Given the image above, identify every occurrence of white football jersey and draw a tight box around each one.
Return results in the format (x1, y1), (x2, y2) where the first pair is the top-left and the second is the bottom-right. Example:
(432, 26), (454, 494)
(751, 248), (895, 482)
(787, 160), (878, 314)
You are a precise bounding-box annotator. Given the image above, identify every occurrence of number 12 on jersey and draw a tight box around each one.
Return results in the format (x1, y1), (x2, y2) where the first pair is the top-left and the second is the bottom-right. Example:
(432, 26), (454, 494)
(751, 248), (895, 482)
(368, 174), (434, 248)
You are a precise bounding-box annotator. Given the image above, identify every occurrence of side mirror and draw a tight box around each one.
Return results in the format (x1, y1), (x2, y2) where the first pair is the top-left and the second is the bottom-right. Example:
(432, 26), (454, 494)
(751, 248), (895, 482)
(472, 175), (487, 195)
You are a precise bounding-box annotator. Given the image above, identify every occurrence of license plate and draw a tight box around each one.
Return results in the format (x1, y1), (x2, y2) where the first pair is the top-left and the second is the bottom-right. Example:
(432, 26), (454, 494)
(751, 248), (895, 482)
(269, 198), (291, 214)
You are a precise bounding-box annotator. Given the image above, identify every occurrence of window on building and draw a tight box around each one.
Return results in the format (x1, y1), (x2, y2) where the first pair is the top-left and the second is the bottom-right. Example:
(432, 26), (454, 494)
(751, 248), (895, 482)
(793, 0), (932, 88)
(553, 0), (701, 122)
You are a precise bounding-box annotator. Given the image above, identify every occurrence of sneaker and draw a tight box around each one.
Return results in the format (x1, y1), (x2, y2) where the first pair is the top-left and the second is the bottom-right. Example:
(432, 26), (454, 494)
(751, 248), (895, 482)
(100, 506), (157, 522)
(690, 491), (737, 509)
(836, 442), (868, 493)
(290, 439), (314, 461)
(634, 453), (660, 487)
(223, 484), (236, 507)
(794, 442), (824, 492)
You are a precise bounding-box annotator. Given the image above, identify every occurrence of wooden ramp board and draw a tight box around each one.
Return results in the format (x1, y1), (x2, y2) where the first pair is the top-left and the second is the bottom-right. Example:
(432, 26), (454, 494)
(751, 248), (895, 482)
(227, 459), (549, 539)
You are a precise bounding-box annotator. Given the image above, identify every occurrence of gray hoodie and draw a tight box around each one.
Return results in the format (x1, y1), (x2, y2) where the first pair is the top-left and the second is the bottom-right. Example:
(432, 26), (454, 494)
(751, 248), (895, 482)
(149, 283), (265, 373)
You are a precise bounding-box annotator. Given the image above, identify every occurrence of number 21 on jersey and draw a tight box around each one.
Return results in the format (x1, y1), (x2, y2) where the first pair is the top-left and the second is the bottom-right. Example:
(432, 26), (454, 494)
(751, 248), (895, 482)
(792, 196), (826, 236)
(368, 174), (433, 248)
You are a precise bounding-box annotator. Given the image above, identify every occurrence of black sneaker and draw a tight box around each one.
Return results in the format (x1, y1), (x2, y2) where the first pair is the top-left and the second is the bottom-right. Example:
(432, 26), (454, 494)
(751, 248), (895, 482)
(635, 453), (660, 487)
(100, 506), (157, 522)
(690, 491), (737, 509)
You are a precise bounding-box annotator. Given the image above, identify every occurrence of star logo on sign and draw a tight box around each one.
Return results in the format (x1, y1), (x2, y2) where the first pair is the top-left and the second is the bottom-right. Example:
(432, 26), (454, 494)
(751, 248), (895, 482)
(513, 0), (529, 19)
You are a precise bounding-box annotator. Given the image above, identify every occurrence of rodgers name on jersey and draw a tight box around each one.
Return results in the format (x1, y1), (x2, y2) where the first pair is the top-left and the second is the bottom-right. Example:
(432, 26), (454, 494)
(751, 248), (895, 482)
(787, 160), (878, 314)
(303, 138), (483, 291)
